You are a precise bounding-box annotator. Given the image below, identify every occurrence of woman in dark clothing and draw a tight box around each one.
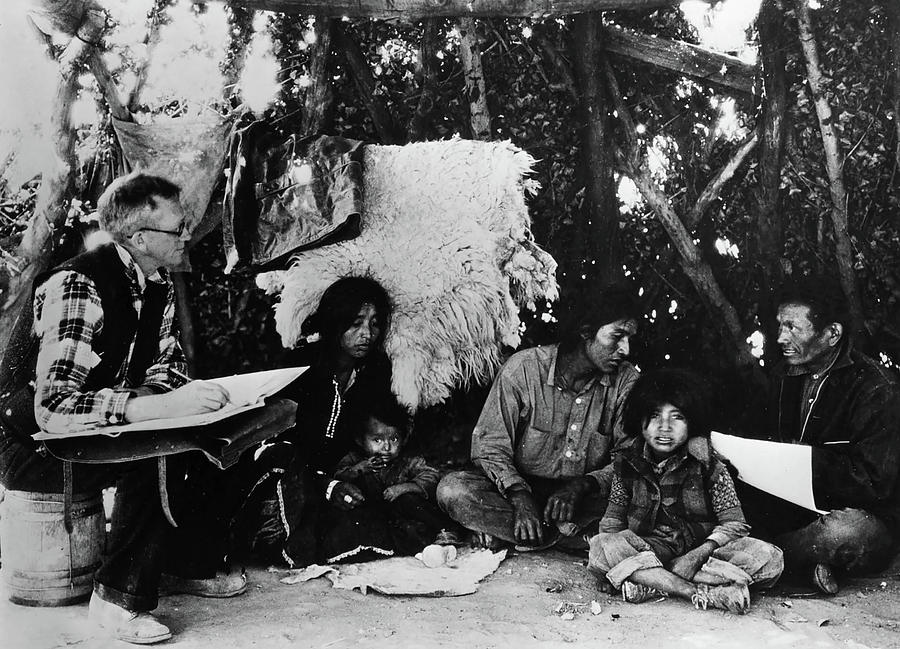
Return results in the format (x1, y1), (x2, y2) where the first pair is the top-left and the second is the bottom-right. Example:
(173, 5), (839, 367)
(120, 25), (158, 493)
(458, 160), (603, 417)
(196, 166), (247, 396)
(173, 277), (394, 572)
(253, 277), (395, 567)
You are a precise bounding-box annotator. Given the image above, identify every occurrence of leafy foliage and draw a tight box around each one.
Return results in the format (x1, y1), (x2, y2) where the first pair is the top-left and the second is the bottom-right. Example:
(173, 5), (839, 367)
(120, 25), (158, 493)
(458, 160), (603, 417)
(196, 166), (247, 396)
(1, 0), (898, 390)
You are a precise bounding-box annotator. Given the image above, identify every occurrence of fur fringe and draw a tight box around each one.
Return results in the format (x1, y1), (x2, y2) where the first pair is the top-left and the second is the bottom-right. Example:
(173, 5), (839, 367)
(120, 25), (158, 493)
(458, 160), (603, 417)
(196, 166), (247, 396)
(258, 138), (558, 409)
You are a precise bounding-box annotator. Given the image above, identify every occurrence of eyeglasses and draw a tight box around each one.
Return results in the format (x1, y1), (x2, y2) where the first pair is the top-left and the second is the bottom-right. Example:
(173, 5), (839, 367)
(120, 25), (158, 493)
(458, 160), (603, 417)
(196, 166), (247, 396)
(135, 223), (186, 237)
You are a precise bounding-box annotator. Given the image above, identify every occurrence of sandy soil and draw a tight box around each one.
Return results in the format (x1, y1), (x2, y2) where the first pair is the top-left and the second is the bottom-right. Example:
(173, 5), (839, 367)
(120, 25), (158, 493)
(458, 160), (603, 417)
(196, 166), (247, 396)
(4, 550), (899, 649)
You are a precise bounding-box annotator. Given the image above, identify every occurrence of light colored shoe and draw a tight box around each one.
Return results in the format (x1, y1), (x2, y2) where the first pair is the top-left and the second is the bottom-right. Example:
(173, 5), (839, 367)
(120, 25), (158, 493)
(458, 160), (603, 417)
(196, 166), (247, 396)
(691, 582), (751, 614)
(813, 563), (839, 595)
(160, 572), (247, 598)
(88, 592), (172, 645)
(620, 580), (665, 604)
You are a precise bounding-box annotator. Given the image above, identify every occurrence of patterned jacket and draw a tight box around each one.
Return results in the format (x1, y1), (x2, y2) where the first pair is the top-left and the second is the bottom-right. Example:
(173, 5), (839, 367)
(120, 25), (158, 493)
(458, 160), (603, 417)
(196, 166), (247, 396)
(599, 437), (749, 558)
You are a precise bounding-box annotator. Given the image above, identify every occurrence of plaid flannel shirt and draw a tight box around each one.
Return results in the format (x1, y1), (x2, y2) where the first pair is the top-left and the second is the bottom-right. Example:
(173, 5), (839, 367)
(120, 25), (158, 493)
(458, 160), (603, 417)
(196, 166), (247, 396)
(32, 244), (188, 436)
(599, 437), (749, 553)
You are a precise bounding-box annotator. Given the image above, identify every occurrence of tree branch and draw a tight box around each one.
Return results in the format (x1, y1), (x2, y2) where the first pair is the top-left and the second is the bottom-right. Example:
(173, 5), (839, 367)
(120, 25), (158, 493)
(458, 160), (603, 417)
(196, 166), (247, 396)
(689, 129), (758, 228)
(538, 39), (578, 100)
(602, 23), (756, 96)
(334, 24), (400, 144)
(795, 0), (864, 337)
(89, 53), (132, 121)
(604, 63), (754, 367)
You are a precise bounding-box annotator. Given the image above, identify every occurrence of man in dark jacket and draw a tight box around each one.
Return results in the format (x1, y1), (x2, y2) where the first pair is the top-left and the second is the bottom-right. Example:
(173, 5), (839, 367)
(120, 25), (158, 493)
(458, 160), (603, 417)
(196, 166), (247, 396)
(740, 277), (900, 594)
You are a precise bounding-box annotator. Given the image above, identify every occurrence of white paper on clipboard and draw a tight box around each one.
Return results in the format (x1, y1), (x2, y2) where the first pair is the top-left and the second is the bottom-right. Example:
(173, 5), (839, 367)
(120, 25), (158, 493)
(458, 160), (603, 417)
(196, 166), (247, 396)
(710, 431), (826, 514)
(33, 366), (307, 440)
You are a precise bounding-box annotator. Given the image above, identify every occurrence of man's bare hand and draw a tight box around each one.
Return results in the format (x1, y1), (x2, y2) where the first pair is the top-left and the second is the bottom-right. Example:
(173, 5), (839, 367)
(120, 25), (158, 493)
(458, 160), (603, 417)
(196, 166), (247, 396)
(543, 477), (594, 525)
(508, 488), (544, 545)
(165, 381), (231, 415)
(330, 481), (365, 510)
(124, 380), (230, 422)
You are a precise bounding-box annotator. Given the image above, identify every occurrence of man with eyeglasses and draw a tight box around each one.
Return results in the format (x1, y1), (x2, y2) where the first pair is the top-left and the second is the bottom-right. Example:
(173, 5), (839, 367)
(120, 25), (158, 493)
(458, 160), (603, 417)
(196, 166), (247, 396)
(0, 172), (241, 644)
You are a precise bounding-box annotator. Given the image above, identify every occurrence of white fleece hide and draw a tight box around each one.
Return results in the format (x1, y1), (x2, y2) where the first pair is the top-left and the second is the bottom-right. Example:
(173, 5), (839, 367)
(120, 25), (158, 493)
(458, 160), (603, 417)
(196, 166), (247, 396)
(258, 138), (558, 409)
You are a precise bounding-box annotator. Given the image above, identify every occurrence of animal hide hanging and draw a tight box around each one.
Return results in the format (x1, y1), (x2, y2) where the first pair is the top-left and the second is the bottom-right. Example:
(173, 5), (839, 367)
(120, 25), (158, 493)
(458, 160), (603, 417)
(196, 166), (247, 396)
(258, 138), (558, 410)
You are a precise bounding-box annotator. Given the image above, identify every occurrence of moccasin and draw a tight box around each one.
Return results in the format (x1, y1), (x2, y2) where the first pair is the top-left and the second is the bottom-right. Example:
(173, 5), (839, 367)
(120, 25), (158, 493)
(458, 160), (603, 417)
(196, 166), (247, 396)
(89, 592), (172, 645)
(813, 563), (839, 595)
(160, 572), (247, 598)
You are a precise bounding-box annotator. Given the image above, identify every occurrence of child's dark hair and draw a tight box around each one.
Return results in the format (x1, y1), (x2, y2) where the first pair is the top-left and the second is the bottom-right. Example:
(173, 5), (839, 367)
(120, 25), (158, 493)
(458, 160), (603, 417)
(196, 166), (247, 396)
(623, 368), (712, 439)
(346, 388), (411, 443)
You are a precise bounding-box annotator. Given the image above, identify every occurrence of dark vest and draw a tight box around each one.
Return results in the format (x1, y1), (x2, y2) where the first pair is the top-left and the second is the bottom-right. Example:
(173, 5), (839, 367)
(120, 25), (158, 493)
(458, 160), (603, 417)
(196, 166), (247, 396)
(0, 244), (166, 442)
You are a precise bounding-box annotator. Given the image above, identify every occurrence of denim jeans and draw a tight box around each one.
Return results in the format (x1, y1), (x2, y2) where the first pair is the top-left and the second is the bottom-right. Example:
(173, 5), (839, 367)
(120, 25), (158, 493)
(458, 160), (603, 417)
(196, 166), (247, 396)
(589, 531), (784, 589)
(436, 468), (608, 549)
(0, 435), (174, 612)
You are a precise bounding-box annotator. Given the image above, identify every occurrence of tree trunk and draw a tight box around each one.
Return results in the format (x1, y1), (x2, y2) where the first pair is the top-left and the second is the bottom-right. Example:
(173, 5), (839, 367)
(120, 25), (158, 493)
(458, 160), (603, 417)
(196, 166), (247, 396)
(569, 14), (620, 288)
(407, 19), (442, 142)
(458, 17), (492, 141)
(301, 17), (335, 137)
(795, 0), (864, 339)
(334, 24), (400, 144)
(754, 0), (789, 364)
(0, 36), (93, 352)
(216, 1), (687, 19)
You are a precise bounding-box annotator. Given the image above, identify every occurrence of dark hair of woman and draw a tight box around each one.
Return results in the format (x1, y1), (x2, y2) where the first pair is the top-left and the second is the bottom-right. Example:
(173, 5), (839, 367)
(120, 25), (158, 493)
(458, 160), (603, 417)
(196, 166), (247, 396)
(623, 368), (713, 440)
(299, 276), (391, 367)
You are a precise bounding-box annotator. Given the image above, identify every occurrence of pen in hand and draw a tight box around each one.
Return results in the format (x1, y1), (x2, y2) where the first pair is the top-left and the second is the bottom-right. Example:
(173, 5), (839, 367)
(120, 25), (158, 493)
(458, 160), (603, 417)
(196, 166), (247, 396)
(168, 367), (232, 410)
(168, 367), (192, 384)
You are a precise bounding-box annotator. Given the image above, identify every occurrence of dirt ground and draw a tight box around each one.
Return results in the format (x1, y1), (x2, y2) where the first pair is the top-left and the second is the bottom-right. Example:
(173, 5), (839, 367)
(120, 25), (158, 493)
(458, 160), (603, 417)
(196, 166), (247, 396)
(4, 549), (899, 649)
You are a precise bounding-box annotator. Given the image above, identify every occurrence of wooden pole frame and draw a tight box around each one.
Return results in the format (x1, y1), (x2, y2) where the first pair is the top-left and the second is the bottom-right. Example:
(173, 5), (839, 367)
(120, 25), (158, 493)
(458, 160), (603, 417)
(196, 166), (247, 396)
(212, 1), (689, 19)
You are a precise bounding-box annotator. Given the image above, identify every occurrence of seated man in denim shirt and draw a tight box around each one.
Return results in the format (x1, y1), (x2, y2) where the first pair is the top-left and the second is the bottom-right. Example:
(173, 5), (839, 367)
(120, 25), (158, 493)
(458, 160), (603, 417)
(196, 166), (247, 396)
(437, 285), (640, 551)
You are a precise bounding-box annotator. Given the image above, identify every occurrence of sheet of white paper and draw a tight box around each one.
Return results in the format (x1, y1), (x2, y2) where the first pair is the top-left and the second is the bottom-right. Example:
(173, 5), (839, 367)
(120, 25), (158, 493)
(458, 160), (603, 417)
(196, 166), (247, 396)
(33, 366), (307, 440)
(710, 431), (825, 514)
(205, 367), (306, 407)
